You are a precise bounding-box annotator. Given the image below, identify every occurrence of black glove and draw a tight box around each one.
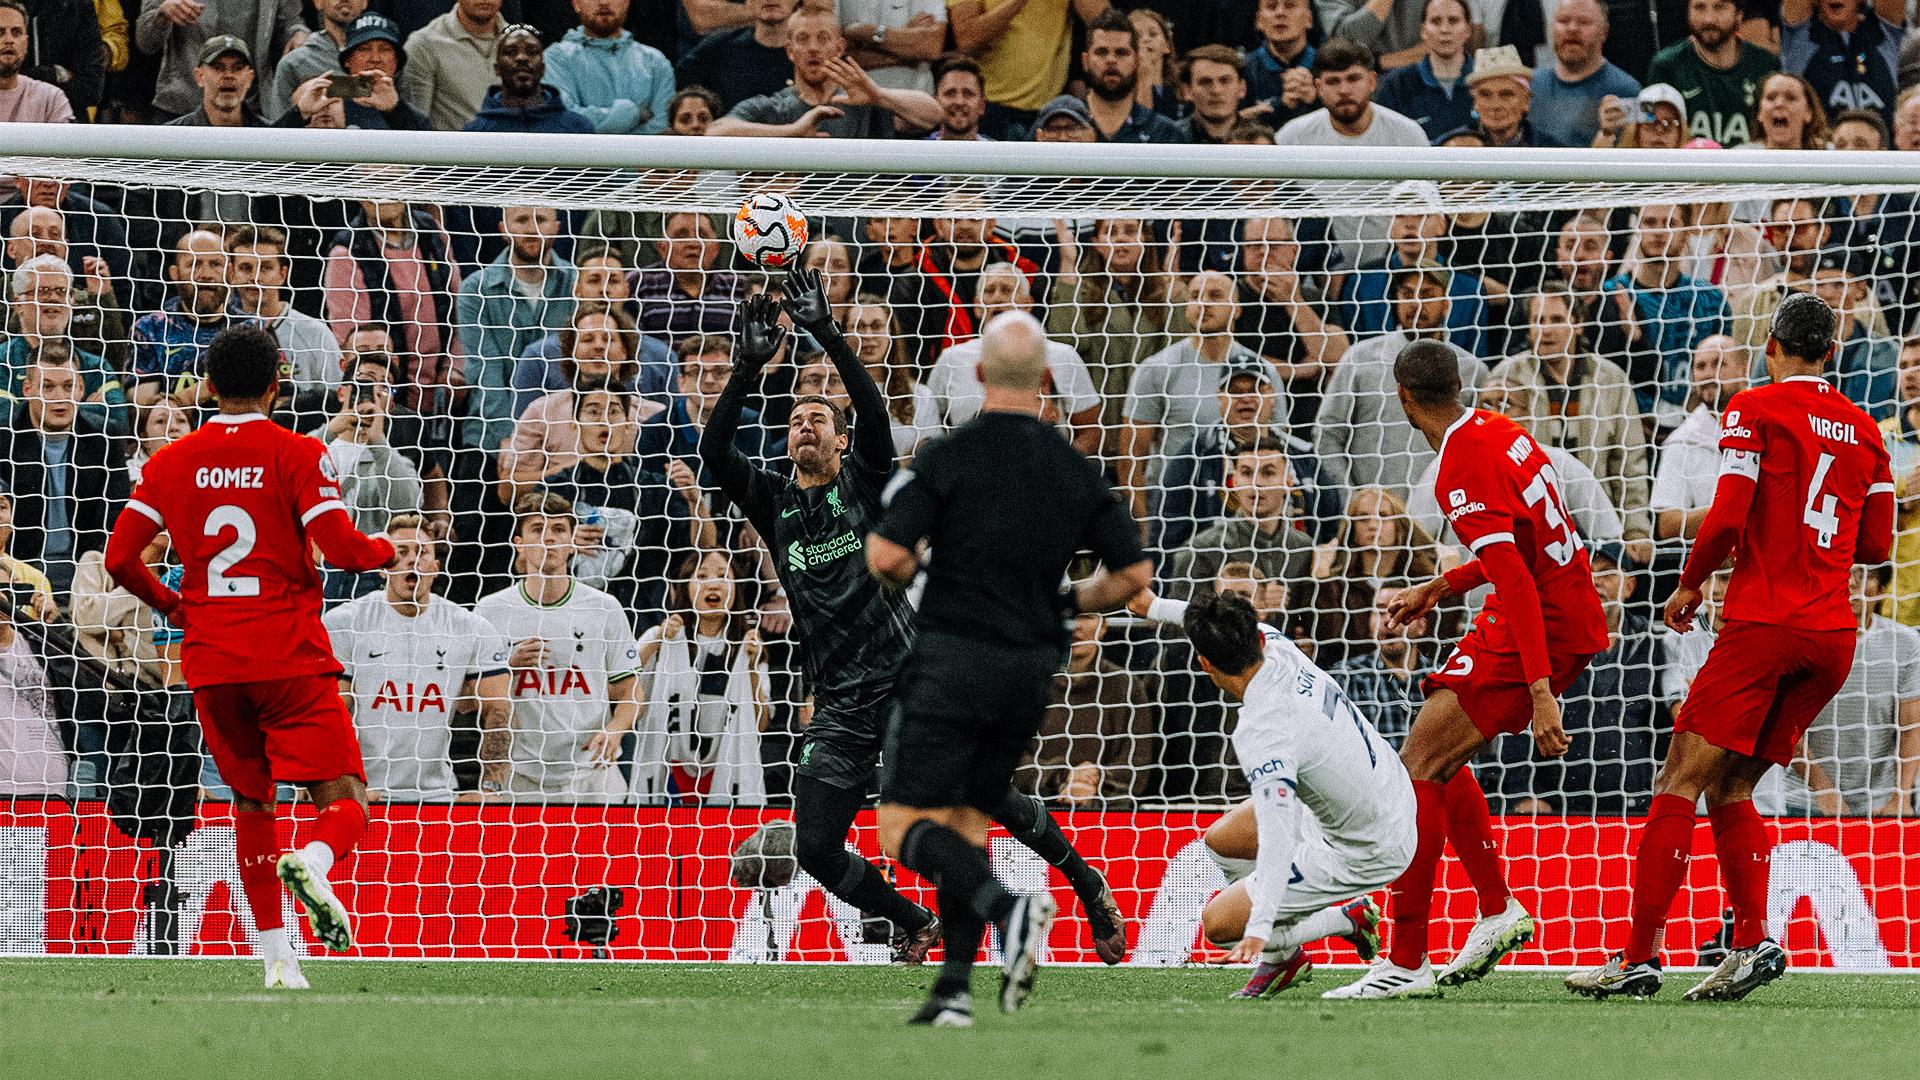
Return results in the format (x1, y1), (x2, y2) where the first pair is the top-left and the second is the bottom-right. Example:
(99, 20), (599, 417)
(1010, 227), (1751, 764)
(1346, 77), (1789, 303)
(736, 292), (787, 373)
(780, 266), (836, 334)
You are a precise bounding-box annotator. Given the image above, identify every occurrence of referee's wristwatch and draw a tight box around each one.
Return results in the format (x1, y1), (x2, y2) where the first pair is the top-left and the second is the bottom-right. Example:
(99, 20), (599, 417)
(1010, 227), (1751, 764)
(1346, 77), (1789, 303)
(872, 23), (887, 46)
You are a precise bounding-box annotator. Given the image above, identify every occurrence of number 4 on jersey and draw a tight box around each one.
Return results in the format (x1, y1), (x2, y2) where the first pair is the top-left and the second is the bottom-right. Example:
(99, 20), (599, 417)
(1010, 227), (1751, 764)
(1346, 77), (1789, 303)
(1804, 452), (1839, 549)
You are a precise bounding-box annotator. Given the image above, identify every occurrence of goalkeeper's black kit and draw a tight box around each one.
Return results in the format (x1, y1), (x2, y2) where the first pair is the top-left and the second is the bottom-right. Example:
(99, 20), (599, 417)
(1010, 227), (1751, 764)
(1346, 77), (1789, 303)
(700, 323), (913, 790)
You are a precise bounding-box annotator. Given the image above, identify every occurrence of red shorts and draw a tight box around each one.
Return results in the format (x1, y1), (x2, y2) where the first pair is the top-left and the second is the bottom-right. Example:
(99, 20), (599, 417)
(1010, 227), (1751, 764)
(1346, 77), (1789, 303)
(1423, 623), (1597, 741)
(193, 674), (365, 802)
(1676, 620), (1856, 766)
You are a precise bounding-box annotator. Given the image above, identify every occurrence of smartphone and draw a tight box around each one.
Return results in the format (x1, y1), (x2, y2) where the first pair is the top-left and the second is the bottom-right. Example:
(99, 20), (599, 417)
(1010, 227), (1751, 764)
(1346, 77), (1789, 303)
(325, 73), (375, 99)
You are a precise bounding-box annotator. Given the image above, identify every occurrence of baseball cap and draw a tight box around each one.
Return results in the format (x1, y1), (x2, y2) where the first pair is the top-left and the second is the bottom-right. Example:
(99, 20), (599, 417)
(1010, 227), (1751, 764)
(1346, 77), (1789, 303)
(1813, 245), (1869, 279)
(1588, 539), (1637, 573)
(1636, 83), (1686, 124)
(198, 35), (253, 68)
(341, 13), (403, 62)
(1219, 363), (1276, 390)
(1034, 95), (1095, 132)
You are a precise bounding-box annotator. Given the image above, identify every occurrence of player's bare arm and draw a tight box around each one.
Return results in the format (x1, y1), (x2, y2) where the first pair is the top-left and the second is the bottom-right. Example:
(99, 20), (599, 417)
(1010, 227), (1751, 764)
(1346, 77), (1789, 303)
(468, 671), (512, 798)
(585, 674), (639, 766)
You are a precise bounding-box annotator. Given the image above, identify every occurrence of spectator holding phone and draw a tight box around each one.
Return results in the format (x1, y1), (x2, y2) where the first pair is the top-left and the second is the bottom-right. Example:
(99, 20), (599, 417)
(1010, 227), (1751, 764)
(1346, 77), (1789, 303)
(267, 0), (368, 121)
(279, 13), (429, 130)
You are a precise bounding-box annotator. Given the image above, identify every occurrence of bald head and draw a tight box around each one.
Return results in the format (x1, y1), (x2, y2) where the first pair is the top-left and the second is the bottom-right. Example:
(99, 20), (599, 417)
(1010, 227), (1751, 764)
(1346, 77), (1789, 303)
(978, 310), (1050, 392)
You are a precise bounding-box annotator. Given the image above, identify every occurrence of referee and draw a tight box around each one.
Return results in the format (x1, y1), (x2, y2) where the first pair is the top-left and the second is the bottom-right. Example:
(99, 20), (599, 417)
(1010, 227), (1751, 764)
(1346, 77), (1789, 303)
(868, 310), (1152, 1027)
(701, 271), (1127, 967)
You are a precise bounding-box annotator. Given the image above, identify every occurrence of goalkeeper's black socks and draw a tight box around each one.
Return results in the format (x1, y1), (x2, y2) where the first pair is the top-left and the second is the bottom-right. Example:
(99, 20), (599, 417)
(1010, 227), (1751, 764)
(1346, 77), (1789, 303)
(931, 890), (985, 998)
(837, 855), (933, 932)
(993, 789), (1107, 901)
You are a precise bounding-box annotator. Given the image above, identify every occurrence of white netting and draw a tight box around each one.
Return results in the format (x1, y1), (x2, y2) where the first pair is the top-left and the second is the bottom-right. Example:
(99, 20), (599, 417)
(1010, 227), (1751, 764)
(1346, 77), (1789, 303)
(0, 134), (1915, 967)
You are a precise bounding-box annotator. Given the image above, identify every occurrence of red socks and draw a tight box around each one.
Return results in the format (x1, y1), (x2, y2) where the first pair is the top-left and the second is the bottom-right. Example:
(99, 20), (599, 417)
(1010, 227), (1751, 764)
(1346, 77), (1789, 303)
(1387, 779), (1447, 970)
(1625, 792), (1697, 964)
(1443, 768), (1512, 919)
(1709, 800), (1771, 949)
(234, 809), (284, 933)
(312, 798), (368, 863)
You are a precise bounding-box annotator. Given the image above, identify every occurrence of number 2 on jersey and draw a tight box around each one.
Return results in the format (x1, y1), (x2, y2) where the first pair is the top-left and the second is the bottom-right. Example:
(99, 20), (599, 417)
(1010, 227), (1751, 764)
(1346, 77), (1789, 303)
(1520, 465), (1579, 566)
(1804, 452), (1839, 549)
(205, 504), (261, 597)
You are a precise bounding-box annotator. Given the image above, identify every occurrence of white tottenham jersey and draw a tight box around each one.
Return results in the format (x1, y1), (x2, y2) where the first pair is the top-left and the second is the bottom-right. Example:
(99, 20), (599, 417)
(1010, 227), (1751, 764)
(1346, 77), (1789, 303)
(474, 581), (640, 792)
(326, 593), (510, 800)
(1149, 598), (1415, 932)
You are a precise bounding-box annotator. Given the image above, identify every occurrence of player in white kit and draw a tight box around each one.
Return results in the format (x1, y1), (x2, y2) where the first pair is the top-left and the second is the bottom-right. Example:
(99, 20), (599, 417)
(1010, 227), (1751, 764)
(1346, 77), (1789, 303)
(1133, 588), (1417, 997)
(325, 513), (512, 801)
(474, 492), (641, 804)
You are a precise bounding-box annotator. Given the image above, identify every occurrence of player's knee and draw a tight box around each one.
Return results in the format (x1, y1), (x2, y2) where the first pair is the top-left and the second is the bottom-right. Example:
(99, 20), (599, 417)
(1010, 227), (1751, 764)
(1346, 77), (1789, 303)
(1203, 817), (1252, 861)
(1200, 898), (1245, 947)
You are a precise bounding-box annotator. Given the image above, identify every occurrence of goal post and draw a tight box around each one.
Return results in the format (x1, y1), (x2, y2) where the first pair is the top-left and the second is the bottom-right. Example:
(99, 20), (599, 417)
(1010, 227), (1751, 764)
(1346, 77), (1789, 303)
(0, 123), (1913, 968)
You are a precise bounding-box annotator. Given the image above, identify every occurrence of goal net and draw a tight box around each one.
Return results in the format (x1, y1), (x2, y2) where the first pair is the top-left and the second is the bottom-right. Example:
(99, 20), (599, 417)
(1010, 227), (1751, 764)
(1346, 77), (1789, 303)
(0, 128), (1913, 969)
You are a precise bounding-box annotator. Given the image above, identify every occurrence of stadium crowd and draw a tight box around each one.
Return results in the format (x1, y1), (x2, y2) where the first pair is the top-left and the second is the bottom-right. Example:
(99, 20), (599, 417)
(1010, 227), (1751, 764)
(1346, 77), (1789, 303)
(0, 0), (1918, 823)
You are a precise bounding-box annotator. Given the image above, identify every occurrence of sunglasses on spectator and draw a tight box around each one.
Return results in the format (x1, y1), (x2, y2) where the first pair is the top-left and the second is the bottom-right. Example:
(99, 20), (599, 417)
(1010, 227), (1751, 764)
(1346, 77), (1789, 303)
(1638, 113), (1682, 130)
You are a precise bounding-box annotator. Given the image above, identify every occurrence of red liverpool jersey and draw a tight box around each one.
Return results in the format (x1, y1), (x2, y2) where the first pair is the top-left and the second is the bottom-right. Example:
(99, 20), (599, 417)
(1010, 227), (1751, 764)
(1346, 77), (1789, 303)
(123, 413), (357, 688)
(1713, 376), (1894, 631)
(1435, 408), (1610, 656)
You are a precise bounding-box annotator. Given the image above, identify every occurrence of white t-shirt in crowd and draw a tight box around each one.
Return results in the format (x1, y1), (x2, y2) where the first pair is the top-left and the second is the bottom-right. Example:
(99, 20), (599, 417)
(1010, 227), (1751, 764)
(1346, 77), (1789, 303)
(1274, 104), (1429, 273)
(835, 0), (946, 92)
(928, 336), (1100, 427)
(326, 591), (510, 801)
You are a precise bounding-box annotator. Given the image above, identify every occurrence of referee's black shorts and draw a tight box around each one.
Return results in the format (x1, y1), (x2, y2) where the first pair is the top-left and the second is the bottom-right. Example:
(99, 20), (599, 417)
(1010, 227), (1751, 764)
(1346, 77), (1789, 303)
(880, 630), (1062, 814)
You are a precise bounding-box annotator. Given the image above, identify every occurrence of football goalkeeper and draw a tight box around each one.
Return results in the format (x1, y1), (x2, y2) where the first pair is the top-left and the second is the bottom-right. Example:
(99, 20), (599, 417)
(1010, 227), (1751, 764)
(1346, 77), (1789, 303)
(700, 269), (1126, 963)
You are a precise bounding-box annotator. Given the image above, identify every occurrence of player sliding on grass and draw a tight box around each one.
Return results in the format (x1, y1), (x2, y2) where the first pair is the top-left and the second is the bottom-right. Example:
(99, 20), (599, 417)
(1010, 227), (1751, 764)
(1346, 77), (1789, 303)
(1326, 338), (1612, 1000)
(1130, 588), (1413, 998)
(1567, 294), (1894, 1002)
(104, 325), (398, 990)
(701, 270), (1127, 965)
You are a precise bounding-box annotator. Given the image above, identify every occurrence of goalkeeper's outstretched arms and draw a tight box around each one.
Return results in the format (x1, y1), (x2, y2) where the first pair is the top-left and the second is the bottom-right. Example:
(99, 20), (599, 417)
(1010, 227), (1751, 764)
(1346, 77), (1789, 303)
(780, 266), (894, 472)
(699, 292), (786, 528)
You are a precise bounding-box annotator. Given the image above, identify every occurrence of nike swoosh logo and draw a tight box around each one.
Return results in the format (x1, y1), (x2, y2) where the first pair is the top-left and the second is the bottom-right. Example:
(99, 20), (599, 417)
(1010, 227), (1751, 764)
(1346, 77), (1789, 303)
(369, 651), (385, 658)
(1682, 88), (1701, 98)
(780, 508), (802, 518)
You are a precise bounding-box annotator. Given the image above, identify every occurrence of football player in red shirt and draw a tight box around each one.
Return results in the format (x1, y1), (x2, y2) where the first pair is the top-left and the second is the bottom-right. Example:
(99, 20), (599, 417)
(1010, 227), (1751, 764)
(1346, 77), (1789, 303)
(103, 325), (397, 990)
(1324, 339), (1611, 1000)
(1568, 294), (1893, 1002)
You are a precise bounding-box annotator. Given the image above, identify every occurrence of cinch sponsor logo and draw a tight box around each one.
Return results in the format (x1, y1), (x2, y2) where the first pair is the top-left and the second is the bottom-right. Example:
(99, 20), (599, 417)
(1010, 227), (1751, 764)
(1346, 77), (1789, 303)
(194, 466), (265, 489)
(1243, 758), (1291, 786)
(1808, 415), (1860, 445)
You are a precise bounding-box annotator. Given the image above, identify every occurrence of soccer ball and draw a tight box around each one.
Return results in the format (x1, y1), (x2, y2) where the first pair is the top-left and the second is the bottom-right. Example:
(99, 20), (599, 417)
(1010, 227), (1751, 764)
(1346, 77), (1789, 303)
(731, 191), (809, 268)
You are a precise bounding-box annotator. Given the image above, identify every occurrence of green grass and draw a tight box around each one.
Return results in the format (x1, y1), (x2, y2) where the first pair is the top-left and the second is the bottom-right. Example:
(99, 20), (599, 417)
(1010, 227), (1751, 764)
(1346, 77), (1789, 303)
(2, 959), (1917, 1080)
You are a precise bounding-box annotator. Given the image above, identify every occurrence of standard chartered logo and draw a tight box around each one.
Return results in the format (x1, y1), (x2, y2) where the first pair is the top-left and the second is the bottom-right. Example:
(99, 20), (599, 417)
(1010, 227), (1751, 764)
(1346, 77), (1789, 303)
(788, 530), (862, 572)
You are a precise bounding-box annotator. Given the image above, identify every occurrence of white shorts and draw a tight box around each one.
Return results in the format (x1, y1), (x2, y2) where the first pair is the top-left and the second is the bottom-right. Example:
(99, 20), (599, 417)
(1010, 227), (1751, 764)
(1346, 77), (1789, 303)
(1245, 828), (1416, 927)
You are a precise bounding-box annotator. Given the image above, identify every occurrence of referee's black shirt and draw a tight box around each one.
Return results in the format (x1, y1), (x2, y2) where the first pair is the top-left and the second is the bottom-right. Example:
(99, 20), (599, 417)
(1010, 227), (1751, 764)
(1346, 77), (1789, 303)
(873, 411), (1144, 651)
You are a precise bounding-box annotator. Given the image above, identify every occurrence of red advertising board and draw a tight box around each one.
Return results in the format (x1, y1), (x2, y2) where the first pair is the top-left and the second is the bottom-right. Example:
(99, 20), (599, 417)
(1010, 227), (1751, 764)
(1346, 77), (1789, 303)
(0, 801), (1913, 968)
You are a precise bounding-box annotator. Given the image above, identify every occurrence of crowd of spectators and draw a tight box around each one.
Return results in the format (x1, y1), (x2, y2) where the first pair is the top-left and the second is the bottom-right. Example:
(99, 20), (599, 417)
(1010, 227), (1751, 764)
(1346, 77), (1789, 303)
(1, 0), (1918, 821)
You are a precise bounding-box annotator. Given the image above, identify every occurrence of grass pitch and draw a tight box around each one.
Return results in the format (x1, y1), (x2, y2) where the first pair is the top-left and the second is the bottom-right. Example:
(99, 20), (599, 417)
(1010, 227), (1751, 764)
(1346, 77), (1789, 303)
(2, 959), (1915, 1080)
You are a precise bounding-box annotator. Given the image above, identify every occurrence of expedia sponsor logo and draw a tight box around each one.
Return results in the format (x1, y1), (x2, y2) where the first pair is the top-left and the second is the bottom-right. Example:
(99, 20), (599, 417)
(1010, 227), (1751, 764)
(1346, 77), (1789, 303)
(1721, 409), (1752, 441)
(1445, 487), (1487, 523)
